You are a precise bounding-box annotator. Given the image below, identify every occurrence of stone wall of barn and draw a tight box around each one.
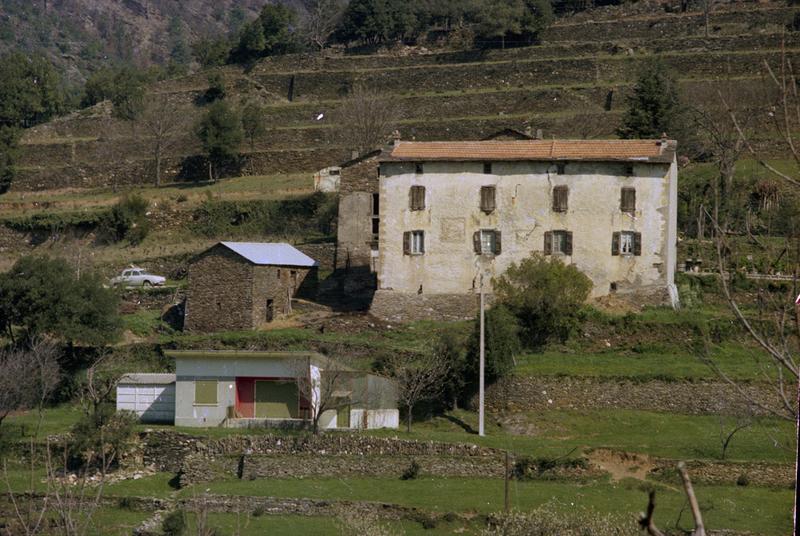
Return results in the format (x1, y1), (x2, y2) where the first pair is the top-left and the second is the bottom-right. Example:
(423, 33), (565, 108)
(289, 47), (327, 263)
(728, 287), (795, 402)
(183, 245), (254, 332)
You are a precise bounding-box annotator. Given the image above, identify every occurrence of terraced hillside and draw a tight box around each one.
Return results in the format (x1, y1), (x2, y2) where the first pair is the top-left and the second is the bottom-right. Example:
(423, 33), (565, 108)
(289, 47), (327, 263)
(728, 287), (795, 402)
(14, 1), (798, 192)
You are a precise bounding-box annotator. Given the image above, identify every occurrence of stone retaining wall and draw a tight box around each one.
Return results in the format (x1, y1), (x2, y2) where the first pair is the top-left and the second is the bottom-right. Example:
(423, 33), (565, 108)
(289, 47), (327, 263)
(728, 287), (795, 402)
(369, 290), (481, 322)
(650, 460), (794, 488)
(484, 376), (786, 416)
(141, 430), (502, 473)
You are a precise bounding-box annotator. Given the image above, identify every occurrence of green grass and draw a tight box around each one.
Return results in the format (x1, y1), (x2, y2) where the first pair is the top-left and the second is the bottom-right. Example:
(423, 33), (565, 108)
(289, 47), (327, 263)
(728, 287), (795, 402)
(181, 478), (792, 535)
(121, 309), (163, 337)
(103, 472), (176, 498)
(515, 341), (774, 381)
(369, 409), (795, 463)
(1, 405), (82, 441)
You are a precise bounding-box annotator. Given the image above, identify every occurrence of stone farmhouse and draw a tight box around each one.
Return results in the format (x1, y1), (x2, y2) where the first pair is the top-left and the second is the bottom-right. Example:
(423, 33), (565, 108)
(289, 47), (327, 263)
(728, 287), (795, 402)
(117, 351), (399, 430)
(183, 242), (318, 332)
(369, 139), (679, 322)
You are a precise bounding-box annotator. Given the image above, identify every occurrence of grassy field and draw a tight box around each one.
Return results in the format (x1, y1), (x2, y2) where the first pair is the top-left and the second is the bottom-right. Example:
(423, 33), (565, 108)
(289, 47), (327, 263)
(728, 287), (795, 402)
(180, 478), (792, 535)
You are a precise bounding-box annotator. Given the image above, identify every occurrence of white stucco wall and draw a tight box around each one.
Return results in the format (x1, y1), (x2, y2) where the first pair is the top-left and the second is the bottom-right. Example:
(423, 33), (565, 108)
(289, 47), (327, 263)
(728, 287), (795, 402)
(378, 160), (675, 298)
(174, 355), (308, 427)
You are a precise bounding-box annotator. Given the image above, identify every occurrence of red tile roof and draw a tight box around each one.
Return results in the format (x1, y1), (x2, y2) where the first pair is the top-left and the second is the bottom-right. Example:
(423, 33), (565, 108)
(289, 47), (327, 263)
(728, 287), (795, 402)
(386, 139), (676, 163)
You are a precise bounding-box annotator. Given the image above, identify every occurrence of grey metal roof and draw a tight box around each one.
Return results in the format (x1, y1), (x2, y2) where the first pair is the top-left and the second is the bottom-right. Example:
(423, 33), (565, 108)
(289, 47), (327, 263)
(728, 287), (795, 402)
(119, 373), (176, 385)
(220, 242), (318, 267)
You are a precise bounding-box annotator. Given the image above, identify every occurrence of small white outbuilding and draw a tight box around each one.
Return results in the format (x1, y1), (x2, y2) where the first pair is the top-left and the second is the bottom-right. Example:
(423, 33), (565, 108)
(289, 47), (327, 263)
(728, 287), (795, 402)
(116, 373), (176, 423)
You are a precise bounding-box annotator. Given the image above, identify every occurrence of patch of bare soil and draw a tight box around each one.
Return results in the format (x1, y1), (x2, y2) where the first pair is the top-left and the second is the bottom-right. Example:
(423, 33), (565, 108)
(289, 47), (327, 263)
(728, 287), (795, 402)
(587, 448), (654, 482)
(498, 413), (540, 436)
(302, 310), (394, 336)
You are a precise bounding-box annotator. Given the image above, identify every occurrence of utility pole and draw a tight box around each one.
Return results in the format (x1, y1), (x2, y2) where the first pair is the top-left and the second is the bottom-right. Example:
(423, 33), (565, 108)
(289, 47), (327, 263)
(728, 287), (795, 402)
(479, 273), (485, 437)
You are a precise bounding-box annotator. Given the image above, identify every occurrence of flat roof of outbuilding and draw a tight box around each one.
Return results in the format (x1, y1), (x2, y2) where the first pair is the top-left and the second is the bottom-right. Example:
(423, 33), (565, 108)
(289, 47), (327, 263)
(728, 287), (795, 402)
(219, 242), (318, 267)
(118, 373), (176, 385)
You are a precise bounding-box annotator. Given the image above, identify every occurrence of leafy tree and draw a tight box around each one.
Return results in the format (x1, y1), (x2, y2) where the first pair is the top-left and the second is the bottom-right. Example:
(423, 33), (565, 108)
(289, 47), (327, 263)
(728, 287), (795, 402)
(0, 256), (122, 346)
(204, 73), (227, 102)
(493, 253), (592, 348)
(234, 4), (299, 61)
(336, 0), (421, 45)
(475, 0), (524, 49)
(109, 66), (146, 121)
(0, 52), (64, 127)
(0, 126), (20, 193)
(617, 60), (683, 139)
(242, 101), (267, 149)
(196, 100), (243, 181)
(466, 304), (521, 383)
(100, 194), (151, 244)
(191, 38), (231, 67)
(167, 16), (191, 72)
(520, 0), (554, 44)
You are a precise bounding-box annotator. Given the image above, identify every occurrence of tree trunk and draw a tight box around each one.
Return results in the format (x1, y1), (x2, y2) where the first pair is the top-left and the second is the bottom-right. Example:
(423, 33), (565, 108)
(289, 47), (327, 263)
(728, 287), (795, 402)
(154, 145), (161, 188)
(208, 160), (213, 182)
(406, 404), (413, 433)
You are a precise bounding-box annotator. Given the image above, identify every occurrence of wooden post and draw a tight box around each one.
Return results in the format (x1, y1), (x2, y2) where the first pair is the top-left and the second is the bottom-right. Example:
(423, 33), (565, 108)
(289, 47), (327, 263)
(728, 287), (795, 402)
(504, 450), (510, 513)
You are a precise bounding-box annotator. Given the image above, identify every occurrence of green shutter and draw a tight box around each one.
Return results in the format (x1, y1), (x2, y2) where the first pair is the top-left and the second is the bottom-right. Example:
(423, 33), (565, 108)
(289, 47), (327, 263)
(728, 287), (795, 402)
(195, 380), (217, 405)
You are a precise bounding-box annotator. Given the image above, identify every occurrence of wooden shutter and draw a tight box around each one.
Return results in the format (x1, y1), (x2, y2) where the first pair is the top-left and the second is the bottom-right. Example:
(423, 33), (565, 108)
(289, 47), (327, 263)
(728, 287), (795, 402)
(544, 231), (552, 255)
(419, 231), (425, 254)
(410, 186), (425, 210)
(473, 231), (481, 254)
(611, 232), (620, 256)
(565, 231), (573, 255)
(553, 186), (568, 212)
(195, 380), (217, 405)
(480, 186), (496, 213)
(494, 230), (502, 255)
(403, 231), (411, 255)
(633, 232), (642, 256)
(621, 187), (636, 214)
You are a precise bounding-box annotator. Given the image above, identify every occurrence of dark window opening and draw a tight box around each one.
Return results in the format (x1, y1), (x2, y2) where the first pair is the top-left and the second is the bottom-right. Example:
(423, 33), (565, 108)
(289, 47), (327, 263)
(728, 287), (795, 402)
(409, 185), (425, 210)
(625, 164), (635, 176)
(552, 185), (568, 212)
(556, 163), (566, 175)
(621, 187), (636, 214)
(266, 299), (274, 322)
(480, 186), (496, 213)
(483, 162), (492, 174)
(415, 163), (424, 174)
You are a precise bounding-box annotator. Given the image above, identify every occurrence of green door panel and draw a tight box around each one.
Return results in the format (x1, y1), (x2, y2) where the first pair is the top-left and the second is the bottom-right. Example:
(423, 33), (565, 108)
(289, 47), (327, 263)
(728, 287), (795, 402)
(255, 381), (298, 419)
(337, 403), (351, 428)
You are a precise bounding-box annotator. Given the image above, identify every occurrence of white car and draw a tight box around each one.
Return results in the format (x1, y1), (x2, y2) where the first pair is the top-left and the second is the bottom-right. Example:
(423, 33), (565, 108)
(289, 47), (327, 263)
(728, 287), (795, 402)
(111, 267), (166, 288)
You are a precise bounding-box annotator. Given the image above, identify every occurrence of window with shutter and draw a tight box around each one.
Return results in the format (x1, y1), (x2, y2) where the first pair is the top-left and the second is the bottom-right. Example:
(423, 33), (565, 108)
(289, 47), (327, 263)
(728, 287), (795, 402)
(409, 185), (425, 210)
(480, 186), (496, 213)
(473, 231), (481, 254)
(403, 231), (411, 255)
(611, 232), (620, 255)
(552, 186), (568, 212)
(478, 229), (497, 255)
(620, 231), (634, 254)
(194, 380), (217, 405)
(494, 230), (502, 255)
(621, 187), (636, 214)
(633, 232), (642, 256)
(564, 231), (573, 255)
(544, 231), (552, 255)
(410, 230), (425, 254)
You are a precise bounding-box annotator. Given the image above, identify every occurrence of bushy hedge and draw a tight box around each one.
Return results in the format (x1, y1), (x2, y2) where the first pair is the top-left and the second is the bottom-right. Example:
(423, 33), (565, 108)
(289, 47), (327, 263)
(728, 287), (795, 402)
(190, 192), (337, 239)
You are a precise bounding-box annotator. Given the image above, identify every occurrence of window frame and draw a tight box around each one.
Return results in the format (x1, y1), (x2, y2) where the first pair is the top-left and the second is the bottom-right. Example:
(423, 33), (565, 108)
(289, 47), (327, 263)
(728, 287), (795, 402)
(552, 185), (569, 213)
(409, 185), (425, 211)
(620, 231), (635, 255)
(414, 162), (424, 174)
(556, 162), (566, 175)
(480, 185), (496, 213)
(621, 187), (636, 214)
(410, 230), (425, 255)
(544, 230), (573, 256)
(483, 162), (492, 174)
(194, 380), (218, 406)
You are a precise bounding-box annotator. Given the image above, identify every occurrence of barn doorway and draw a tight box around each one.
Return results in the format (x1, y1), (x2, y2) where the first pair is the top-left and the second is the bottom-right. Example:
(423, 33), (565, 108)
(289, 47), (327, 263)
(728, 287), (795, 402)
(266, 299), (274, 322)
(255, 381), (298, 419)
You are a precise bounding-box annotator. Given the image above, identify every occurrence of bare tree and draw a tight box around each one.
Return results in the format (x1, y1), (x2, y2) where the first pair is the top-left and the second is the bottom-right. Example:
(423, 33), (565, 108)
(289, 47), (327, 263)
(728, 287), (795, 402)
(383, 350), (450, 433)
(640, 462), (706, 536)
(0, 342), (59, 433)
(335, 85), (403, 156)
(708, 47), (800, 421)
(139, 93), (188, 187)
(301, 0), (347, 51)
(718, 412), (754, 460)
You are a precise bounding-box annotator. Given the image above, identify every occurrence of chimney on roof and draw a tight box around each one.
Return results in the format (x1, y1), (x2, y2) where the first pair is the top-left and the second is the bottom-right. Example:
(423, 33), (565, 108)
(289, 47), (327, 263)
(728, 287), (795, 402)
(524, 125), (532, 137)
(535, 129), (543, 140)
(392, 130), (401, 147)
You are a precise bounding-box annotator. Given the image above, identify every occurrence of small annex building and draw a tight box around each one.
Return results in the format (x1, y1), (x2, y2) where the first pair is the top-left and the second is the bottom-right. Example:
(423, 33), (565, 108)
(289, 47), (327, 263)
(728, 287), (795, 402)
(164, 350), (399, 429)
(116, 373), (176, 423)
(183, 242), (318, 333)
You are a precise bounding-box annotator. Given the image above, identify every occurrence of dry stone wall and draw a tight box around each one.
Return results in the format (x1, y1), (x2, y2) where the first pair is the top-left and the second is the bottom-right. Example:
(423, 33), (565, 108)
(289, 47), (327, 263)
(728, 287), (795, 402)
(484, 376), (786, 416)
(650, 460), (794, 488)
(370, 291), (480, 323)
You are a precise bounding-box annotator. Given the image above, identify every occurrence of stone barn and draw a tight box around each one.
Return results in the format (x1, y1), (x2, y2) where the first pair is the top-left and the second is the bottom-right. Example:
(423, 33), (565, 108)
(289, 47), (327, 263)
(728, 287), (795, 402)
(184, 242), (318, 333)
